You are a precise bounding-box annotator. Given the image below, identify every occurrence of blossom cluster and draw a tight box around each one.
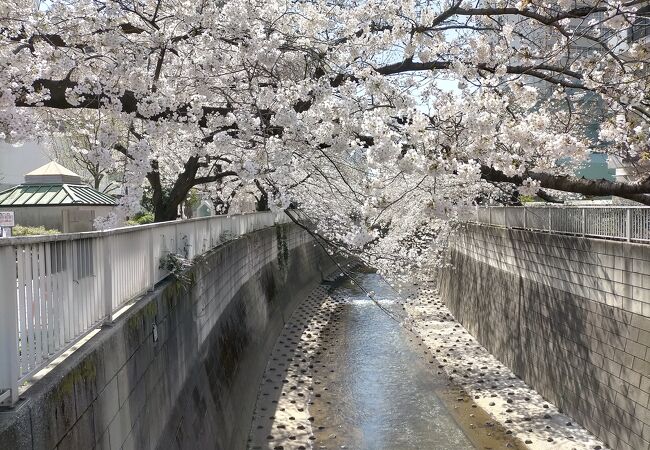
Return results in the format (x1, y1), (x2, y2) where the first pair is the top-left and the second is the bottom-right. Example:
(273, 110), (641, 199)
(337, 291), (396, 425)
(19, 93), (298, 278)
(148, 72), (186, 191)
(1, 0), (648, 276)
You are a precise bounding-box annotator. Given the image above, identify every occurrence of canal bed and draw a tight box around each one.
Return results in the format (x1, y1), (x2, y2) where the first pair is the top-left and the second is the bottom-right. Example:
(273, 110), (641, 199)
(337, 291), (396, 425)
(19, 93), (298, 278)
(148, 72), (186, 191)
(247, 270), (524, 450)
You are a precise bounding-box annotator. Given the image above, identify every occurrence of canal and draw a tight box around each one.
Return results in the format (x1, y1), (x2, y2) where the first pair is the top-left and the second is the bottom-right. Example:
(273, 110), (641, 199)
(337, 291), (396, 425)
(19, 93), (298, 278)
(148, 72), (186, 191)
(248, 269), (523, 450)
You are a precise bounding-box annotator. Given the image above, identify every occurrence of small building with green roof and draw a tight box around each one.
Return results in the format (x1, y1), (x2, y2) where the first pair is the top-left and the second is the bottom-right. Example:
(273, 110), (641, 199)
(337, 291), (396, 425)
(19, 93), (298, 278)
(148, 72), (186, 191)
(0, 162), (116, 233)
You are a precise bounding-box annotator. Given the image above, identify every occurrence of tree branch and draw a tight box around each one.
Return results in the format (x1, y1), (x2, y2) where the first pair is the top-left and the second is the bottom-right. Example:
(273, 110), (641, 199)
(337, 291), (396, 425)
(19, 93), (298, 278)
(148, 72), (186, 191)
(17, 78), (232, 128)
(193, 171), (238, 185)
(480, 165), (650, 205)
(376, 61), (587, 90)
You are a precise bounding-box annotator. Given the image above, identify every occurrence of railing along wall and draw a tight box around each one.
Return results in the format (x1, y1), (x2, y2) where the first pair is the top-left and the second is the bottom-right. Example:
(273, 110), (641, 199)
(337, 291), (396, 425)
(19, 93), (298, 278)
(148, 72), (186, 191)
(463, 206), (650, 243)
(0, 211), (289, 406)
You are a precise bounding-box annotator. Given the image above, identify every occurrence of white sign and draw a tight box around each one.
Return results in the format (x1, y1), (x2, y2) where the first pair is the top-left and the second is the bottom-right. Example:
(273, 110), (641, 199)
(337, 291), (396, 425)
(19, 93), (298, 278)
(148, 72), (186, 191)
(0, 211), (14, 227)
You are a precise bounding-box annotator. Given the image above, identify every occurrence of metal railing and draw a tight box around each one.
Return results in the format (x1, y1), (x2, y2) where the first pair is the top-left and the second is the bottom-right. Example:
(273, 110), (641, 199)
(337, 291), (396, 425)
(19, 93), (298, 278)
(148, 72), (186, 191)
(0, 211), (289, 405)
(463, 206), (650, 243)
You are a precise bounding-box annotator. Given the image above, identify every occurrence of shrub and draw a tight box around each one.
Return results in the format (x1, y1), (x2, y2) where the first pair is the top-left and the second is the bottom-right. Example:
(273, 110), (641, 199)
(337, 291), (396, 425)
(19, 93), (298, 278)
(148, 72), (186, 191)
(159, 252), (194, 291)
(127, 212), (155, 225)
(12, 225), (60, 236)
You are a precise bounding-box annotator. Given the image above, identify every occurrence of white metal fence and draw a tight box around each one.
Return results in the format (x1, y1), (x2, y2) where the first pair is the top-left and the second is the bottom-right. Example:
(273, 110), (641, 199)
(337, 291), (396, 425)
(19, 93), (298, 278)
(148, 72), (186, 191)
(464, 206), (650, 242)
(0, 211), (288, 405)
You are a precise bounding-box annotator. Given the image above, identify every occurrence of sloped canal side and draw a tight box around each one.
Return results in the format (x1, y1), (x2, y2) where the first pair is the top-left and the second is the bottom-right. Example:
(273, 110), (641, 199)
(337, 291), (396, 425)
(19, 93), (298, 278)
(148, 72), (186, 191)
(247, 271), (525, 450)
(402, 284), (608, 450)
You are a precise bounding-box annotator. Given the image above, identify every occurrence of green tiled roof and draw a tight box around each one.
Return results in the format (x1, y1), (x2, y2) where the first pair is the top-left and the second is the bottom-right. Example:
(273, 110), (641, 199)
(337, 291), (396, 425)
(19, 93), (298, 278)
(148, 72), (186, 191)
(0, 184), (116, 207)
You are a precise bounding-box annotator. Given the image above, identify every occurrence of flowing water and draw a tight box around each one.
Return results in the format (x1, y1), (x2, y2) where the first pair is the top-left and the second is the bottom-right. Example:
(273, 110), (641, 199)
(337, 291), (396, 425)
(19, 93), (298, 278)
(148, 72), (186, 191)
(248, 270), (522, 450)
(311, 272), (474, 449)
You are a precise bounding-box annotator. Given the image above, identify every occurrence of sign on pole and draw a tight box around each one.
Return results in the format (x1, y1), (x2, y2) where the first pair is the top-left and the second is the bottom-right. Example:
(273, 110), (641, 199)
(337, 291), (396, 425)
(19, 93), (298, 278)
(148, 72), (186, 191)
(0, 212), (14, 228)
(0, 212), (14, 238)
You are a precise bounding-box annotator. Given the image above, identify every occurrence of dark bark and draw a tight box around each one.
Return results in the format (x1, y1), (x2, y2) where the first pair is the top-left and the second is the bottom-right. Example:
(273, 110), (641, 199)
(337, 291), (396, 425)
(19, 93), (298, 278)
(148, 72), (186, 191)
(146, 160), (176, 222)
(18, 78), (232, 128)
(376, 61), (586, 90)
(480, 165), (650, 205)
(536, 190), (564, 203)
(153, 204), (179, 222)
(148, 155), (238, 222)
(254, 179), (269, 211)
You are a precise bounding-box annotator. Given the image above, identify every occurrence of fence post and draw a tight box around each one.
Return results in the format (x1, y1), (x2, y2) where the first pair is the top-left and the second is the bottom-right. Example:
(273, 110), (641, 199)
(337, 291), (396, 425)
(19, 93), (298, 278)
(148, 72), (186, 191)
(102, 235), (113, 322)
(548, 208), (552, 233)
(475, 207), (479, 223)
(0, 245), (19, 406)
(488, 207), (492, 226)
(235, 216), (241, 237)
(523, 207), (528, 229)
(148, 228), (156, 290)
(582, 209), (586, 237)
(626, 208), (631, 242)
(174, 222), (179, 254)
(208, 218), (213, 248)
(65, 240), (75, 339)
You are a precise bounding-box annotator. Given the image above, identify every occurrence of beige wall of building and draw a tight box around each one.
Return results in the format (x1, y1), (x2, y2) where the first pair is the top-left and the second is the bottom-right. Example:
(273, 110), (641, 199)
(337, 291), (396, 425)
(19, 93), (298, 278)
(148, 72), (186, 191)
(0, 205), (114, 232)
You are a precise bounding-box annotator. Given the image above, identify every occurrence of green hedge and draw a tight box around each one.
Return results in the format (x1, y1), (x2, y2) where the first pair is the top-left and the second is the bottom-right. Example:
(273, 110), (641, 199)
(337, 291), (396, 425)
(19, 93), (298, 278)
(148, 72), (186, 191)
(12, 225), (60, 236)
(127, 212), (155, 225)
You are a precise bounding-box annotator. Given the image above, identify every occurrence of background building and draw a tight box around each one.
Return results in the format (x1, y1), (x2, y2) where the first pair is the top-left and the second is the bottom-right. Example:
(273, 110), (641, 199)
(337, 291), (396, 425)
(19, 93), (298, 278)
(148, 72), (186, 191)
(0, 162), (116, 232)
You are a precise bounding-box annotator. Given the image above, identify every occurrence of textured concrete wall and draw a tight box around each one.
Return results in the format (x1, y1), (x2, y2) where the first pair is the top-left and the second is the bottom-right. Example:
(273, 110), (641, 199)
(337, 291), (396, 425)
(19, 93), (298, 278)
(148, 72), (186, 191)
(439, 224), (650, 450)
(0, 223), (333, 450)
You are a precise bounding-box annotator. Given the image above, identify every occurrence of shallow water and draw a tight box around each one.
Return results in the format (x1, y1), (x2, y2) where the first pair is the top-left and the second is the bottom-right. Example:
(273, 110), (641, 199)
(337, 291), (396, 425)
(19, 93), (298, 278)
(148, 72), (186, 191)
(247, 271), (519, 450)
(311, 273), (474, 450)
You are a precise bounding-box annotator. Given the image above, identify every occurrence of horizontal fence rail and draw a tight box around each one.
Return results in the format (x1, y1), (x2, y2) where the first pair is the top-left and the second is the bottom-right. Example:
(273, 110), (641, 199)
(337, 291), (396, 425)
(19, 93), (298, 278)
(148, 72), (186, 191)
(463, 206), (650, 243)
(0, 211), (289, 405)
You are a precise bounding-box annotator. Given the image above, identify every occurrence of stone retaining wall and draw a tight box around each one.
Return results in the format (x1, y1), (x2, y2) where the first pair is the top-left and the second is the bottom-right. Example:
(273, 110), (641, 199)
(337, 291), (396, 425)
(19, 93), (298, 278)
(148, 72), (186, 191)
(439, 224), (650, 450)
(0, 223), (333, 450)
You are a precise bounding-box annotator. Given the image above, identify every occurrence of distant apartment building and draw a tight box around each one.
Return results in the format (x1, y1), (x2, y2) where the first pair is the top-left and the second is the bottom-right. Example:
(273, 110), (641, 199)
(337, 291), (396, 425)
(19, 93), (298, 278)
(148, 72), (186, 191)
(605, 3), (650, 183)
(483, 1), (650, 185)
(630, 4), (650, 44)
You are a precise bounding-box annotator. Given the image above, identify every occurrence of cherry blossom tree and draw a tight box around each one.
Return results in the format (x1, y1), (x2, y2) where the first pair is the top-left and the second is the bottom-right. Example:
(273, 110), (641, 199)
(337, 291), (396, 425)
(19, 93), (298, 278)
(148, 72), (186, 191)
(1, 0), (649, 276)
(42, 109), (126, 192)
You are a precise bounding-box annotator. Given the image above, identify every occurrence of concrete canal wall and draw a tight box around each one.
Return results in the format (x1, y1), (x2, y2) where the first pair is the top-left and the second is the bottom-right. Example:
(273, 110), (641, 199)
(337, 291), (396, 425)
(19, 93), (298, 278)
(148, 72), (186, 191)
(0, 223), (334, 450)
(439, 224), (650, 450)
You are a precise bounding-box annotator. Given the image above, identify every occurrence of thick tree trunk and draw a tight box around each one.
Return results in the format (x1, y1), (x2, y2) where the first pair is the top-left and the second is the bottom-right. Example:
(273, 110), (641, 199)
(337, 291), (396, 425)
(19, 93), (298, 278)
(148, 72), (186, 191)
(147, 156), (238, 222)
(151, 185), (191, 222)
(153, 203), (180, 222)
(254, 179), (269, 211)
(147, 160), (190, 223)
